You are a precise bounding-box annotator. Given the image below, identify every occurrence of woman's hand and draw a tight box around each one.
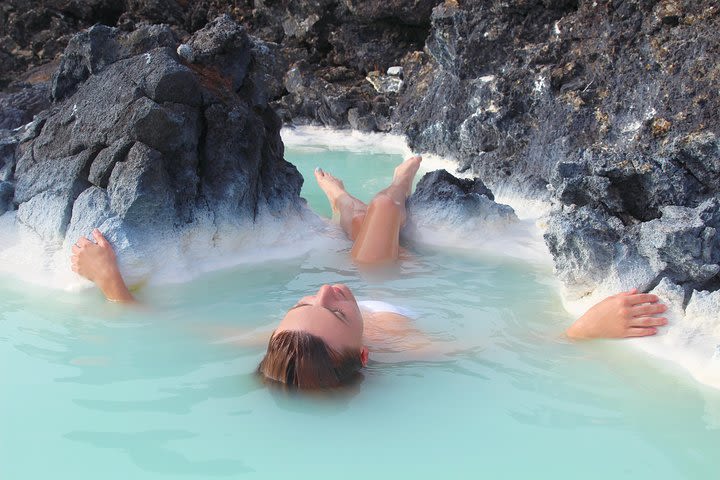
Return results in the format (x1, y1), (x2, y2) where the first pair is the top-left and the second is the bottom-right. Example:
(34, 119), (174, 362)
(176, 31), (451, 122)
(71, 229), (136, 304)
(566, 288), (668, 339)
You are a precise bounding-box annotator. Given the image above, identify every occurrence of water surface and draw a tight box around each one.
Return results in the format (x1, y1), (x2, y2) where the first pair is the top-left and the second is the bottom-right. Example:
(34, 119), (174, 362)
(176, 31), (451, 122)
(1, 141), (719, 479)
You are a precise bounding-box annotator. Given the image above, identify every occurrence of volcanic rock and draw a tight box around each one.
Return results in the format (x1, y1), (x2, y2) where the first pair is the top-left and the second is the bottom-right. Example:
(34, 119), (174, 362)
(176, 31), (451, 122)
(0, 83), (50, 130)
(545, 196), (720, 299)
(3, 15), (304, 274)
(405, 169), (518, 241)
(1, 0), (719, 303)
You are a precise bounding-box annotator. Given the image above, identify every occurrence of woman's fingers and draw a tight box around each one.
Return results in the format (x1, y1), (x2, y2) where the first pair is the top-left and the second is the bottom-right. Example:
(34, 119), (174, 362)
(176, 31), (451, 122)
(625, 327), (658, 337)
(92, 229), (108, 247)
(625, 293), (659, 305)
(77, 236), (92, 247)
(631, 303), (667, 317)
(629, 316), (668, 328)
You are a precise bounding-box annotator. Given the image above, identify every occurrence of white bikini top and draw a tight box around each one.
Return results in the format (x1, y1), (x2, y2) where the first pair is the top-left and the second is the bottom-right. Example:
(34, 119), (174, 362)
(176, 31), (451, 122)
(357, 300), (416, 318)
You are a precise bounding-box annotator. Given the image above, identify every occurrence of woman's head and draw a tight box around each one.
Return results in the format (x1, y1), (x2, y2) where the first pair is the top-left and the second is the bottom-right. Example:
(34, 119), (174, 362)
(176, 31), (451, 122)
(257, 284), (369, 389)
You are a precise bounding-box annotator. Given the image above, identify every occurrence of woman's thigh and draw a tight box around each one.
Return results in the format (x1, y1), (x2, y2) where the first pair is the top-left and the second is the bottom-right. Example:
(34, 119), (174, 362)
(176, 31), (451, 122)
(350, 193), (403, 264)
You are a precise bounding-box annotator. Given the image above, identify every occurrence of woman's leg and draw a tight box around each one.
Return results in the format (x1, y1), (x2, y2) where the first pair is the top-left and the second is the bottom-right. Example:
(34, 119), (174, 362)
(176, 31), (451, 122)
(315, 167), (368, 240)
(350, 156), (422, 264)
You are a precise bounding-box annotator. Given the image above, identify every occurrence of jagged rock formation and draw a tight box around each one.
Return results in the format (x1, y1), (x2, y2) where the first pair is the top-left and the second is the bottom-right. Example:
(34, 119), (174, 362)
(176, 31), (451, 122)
(0, 0), (435, 133)
(1, 16), (303, 275)
(405, 169), (518, 242)
(1, 0), (718, 301)
(393, 0), (719, 300)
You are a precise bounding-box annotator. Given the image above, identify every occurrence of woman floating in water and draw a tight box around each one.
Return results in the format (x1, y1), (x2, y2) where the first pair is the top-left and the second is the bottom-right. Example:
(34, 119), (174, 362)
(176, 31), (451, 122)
(71, 156), (668, 389)
(258, 156), (426, 388)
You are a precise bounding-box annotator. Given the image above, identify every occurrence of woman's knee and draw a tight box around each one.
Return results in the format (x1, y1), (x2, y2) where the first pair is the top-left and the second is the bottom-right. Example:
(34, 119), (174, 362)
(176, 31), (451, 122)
(368, 192), (400, 212)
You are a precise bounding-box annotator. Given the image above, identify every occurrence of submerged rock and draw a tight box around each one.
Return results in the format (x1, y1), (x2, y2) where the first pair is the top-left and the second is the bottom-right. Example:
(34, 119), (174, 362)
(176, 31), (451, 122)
(405, 169), (518, 242)
(3, 15), (304, 278)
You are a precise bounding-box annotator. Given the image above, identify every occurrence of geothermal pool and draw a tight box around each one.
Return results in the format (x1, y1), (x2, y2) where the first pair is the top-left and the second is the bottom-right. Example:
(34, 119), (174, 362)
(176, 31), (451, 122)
(1, 130), (719, 478)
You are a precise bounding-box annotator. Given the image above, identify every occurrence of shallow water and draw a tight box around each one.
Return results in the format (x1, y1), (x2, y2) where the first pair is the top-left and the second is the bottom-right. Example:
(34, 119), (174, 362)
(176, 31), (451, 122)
(1, 139), (720, 479)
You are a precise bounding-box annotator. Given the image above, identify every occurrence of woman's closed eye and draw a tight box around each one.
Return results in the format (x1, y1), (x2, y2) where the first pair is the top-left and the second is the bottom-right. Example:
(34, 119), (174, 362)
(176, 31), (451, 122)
(332, 309), (348, 323)
(290, 302), (348, 323)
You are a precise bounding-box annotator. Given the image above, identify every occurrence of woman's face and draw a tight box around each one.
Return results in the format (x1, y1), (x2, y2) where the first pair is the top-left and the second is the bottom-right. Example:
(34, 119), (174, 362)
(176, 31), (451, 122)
(274, 284), (365, 354)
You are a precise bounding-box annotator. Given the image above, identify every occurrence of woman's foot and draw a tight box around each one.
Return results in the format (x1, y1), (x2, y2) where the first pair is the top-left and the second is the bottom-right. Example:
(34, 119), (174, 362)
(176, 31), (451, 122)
(314, 167), (349, 215)
(315, 167), (368, 240)
(391, 156), (422, 198)
(71, 229), (135, 303)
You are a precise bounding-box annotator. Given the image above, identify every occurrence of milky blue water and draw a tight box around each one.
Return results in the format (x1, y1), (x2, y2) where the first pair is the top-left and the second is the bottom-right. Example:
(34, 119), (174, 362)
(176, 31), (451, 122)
(1, 146), (719, 479)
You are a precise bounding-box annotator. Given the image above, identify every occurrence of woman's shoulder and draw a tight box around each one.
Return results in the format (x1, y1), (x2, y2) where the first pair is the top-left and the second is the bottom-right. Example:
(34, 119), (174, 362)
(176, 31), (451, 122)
(357, 300), (416, 318)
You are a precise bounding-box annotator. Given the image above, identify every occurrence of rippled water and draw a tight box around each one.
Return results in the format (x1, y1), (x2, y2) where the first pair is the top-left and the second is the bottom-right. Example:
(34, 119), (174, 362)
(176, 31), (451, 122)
(1, 137), (719, 479)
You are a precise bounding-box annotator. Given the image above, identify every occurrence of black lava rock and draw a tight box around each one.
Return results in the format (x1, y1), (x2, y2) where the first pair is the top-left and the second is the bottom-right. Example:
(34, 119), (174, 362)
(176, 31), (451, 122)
(6, 15), (304, 260)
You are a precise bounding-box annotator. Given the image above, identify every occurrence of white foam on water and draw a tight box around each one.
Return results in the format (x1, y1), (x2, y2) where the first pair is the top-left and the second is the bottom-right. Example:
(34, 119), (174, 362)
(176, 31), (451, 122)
(135, 207), (337, 287)
(562, 275), (720, 391)
(634, 282), (720, 390)
(0, 211), (78, 289)
(0, 206), (333, 291)
(281, 126), (411, 156)
(282, 125), (469, 181)
(494, 190), (551, 220)
(407, 216), (552, 267)
(416, 152), (472, 180)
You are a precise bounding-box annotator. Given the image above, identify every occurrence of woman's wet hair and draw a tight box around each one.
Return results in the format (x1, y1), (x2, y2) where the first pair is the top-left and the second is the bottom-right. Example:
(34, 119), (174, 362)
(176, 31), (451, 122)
(257, 330), (362, 389)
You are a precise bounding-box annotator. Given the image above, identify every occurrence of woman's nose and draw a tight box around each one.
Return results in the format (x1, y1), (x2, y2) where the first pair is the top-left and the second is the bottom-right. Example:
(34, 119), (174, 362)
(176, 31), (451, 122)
(315, 284), (335, 305)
